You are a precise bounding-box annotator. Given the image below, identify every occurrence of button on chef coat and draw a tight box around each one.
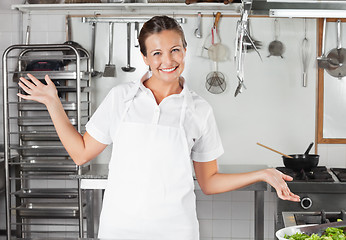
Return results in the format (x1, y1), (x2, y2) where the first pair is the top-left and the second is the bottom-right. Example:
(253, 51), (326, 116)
(86, 72), (224, 162)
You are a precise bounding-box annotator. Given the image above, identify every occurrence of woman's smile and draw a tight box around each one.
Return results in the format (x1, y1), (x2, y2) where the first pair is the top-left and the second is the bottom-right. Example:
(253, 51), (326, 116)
(160, 66), (178, 73)
(142, 30), (186, 86)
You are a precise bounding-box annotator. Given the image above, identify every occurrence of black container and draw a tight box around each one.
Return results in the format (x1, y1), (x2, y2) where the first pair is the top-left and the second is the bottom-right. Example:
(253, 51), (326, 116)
(282, 154), (319, 171)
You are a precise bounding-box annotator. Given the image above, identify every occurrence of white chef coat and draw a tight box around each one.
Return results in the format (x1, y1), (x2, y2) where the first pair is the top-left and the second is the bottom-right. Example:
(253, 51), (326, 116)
(86, 72), (224, 163)
(86, 72), (224, 239)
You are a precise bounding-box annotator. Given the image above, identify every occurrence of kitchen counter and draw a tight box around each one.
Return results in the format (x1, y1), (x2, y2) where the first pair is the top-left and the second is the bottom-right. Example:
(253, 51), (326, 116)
(74, 164), (268, 190)
(72, 164), (268, 240)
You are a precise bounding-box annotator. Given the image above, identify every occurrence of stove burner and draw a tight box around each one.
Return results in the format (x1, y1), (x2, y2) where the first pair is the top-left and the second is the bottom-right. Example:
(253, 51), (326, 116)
(331, 168), (346, 182)
(295, 210), (346, 225)
(276, 166), (334, 182)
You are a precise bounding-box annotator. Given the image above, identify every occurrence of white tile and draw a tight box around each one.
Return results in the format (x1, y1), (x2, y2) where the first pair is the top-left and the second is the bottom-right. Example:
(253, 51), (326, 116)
(265, 201), (276, 221)
(249, 220), (255, 238)
(11, 31), (20, 45)
(11, 0), (26, 4)
(230, 220), (251, 238)
(29, 31), (48, 44)
(11, 12), (20, 33)
(264, 191), (277, 203)
(196, 200), (212, 219)
(199, 219), (213, 238)
(212, 191), (232, 201)
(265, 220), (275, 239)
(212, 201), (231, 220)
(30, 14), (49, 32)
(66, 180), (78, 188)
(317, 144), (329, 166)
(47, 180), (65, 188)
(327, 144), (346, 167)
(47, 15), (66, 32)
(0, 1), (12, 12)
(47, 31), (66, 44)
(231, 191), (254, 202)
(0, 14), (12, 32)
(0, 32), (12, 55)
(212, 219), (231, 238)
(28, 179), (47, 188)
(195, 190), (213, 201)
(231, 201), (253, 220)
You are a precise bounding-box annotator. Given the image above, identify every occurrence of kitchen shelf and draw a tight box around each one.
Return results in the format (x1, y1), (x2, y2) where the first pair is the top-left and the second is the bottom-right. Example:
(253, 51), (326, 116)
(10, 71), (89, 80)
(9, 86), (91, 92)
(15, 203), (79, 218)
(11, 2), (242, 15)
(10, 101), (90, 111)
(12, 189), (78, 198)
(3, 44), (91, 238)
(7, 55), (89, 61)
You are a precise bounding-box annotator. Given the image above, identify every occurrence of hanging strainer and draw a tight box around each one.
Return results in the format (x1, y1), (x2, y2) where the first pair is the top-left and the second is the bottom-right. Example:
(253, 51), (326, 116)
(205, 62), (226, 94)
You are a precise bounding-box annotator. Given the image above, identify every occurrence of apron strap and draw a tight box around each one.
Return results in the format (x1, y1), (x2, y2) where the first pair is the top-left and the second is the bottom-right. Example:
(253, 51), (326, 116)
(179, 93), (188, 128)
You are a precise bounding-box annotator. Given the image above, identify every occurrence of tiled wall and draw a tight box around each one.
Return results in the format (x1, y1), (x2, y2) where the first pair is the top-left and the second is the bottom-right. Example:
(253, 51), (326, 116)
(196, 190), (277, 240)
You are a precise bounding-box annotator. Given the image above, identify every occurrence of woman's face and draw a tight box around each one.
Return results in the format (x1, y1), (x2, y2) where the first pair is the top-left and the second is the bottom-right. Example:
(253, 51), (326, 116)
(142, 30), (186, 85)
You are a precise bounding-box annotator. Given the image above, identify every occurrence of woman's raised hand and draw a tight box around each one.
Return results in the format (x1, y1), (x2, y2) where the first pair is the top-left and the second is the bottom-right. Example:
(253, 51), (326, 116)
(17, 73), (59, 106)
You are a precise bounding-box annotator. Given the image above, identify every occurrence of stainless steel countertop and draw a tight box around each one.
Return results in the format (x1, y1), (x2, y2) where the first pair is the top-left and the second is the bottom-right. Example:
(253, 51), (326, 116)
(72, 164), (268, 191)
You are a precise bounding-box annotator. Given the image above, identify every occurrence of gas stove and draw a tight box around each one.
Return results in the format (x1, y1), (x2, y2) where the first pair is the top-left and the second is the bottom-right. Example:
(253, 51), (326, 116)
(274, 166), (346, 236)
(275, 166), (346, 193)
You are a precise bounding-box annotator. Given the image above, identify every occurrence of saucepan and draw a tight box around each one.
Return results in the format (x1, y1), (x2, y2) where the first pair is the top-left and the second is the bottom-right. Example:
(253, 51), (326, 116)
(282, 142), (319, 171)
(257, 142), (319, 171)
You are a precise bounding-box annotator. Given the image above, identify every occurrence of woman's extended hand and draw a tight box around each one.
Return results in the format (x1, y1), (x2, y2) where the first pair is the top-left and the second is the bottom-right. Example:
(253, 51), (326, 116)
(262, 168), (300, 202)
(17, 73), (59, 106)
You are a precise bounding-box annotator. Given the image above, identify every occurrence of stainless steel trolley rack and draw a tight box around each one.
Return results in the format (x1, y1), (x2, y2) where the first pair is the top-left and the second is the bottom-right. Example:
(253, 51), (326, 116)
(2, 44), (91, 239)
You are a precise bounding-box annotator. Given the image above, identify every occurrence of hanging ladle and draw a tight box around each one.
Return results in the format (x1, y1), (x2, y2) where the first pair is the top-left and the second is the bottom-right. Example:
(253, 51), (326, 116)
(122, 22), (136, 72)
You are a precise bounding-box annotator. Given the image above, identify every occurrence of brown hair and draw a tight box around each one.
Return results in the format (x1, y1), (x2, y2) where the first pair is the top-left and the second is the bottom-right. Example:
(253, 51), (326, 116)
(138, 15), (187, 56)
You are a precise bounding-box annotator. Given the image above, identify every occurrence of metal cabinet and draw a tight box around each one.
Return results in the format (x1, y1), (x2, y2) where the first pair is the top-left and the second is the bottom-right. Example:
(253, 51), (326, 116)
(2, 44), (91, 239)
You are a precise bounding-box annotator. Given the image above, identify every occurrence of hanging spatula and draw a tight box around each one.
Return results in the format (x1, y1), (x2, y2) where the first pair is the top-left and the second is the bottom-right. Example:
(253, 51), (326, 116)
(103, 22), (116, 77)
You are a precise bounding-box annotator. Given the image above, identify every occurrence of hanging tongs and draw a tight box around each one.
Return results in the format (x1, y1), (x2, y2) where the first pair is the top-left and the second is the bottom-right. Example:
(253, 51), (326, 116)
(234, 0), (261, 97)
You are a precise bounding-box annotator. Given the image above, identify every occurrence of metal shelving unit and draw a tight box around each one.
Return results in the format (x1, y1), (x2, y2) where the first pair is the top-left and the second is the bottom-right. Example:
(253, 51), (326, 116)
(2, 44), (91, 239)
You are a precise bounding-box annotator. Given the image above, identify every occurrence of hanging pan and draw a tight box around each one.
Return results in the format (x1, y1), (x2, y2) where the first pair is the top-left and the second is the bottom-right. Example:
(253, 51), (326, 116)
(326, 19), (346, 79)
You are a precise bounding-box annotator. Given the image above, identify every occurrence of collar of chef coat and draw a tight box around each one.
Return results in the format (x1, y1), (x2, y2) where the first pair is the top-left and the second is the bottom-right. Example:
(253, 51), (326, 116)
(123, 71), (195, 111)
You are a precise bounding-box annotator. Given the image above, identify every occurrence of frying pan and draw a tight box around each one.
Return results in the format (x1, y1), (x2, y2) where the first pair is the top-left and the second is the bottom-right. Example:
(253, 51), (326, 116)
(257, 142), (319, 172)
(282, 142), (319, 171)
(326, 19), (346, 79)
(282, 154), (319, 172)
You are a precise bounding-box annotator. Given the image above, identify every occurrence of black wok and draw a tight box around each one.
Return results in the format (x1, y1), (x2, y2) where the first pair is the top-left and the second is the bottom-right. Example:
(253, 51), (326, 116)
(282, 154), (319, 171)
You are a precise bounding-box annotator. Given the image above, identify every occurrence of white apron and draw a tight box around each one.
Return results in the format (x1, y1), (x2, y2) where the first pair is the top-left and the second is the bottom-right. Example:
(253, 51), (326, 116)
(98, 91), (199, 240)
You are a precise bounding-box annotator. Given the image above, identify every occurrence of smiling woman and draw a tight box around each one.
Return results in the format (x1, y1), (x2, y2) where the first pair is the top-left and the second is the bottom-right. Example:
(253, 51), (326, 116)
(17, 15), (299, 240)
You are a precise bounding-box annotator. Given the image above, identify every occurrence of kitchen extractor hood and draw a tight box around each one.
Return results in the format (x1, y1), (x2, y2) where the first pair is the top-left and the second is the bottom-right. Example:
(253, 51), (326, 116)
(252, 0), (346, 18)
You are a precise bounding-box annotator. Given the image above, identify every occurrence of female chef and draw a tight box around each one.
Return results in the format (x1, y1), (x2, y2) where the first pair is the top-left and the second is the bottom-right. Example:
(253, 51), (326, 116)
(17, 15), (300, 240)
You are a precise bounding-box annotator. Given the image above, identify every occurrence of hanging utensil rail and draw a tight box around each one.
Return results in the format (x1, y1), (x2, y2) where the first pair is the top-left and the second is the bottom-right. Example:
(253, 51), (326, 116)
(82, 16), (186, 24)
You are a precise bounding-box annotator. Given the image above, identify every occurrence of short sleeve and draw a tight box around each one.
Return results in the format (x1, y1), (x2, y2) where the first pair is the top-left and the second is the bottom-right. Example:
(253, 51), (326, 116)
(191, 108), (224, 162)
(85, 89), (115, 145)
